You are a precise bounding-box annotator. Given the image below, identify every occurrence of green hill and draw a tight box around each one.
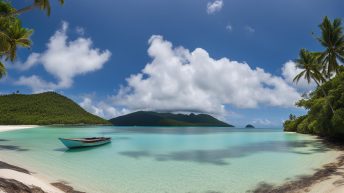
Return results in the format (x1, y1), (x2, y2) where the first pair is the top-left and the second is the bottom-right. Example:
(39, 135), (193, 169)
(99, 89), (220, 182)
(0, 92), (109, 125)
(109, 111), (233, 127)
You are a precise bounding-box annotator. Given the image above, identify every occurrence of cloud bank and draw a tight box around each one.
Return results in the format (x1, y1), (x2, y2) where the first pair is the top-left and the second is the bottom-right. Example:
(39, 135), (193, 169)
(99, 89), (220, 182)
(113, 35), (301, 115)
(15, 21), (111, 92)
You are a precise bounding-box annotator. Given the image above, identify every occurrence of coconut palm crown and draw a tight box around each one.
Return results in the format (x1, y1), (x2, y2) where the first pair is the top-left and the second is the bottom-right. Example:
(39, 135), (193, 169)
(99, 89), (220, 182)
(293, 49), (325, 85)
(317, 16), (344, 78)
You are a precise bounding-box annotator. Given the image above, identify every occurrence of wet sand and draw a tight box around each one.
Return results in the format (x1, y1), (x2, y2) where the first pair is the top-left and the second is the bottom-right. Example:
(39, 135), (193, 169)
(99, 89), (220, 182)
(249, 139), (344, 193)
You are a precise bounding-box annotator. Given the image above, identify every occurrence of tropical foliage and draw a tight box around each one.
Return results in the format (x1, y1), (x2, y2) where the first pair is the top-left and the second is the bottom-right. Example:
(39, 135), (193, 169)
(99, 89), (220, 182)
(284, 67), (344, 138)
(0, 92), (110, 125)
(0, 0), (64, 79)
(284, 16), (344, 139)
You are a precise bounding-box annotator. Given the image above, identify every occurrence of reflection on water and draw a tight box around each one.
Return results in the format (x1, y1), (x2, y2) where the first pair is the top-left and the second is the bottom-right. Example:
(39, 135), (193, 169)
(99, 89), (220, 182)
(120, 140), (330, 165)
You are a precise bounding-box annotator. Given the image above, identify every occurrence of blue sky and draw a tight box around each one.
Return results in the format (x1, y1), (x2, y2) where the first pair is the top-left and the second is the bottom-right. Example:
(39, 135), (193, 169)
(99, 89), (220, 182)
(1, 0), (344, 127)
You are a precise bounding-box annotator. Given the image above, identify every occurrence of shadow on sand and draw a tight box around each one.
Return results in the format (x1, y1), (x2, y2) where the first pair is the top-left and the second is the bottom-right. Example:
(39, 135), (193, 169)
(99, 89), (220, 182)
(247, 142), (344, 193)
(0, 161), (30, 174)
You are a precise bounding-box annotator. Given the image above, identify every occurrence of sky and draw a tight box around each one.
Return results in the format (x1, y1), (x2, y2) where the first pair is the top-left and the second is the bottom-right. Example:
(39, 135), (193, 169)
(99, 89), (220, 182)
(1, 0), (344, 127)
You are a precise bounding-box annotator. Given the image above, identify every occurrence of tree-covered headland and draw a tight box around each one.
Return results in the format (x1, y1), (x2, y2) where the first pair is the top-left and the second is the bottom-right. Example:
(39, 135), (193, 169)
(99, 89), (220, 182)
(284, 17), (344, 139)
(0, 92), (110, 125)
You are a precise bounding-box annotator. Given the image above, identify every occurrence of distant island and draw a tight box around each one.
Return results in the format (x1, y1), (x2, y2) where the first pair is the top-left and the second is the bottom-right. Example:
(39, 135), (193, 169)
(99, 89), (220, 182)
(109, 111), (233, 127)
(0, 92), (109, 125)
(245, 124), (255, 128)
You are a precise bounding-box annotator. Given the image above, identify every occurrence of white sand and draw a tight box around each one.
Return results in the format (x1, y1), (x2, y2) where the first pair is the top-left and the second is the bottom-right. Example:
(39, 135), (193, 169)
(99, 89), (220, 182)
(292, 150), (344, 193)
(0, 125), (62, 193)
(0, 125), (39, 132)
(0, 169), (63, 193)
(302, 166), (344, 193)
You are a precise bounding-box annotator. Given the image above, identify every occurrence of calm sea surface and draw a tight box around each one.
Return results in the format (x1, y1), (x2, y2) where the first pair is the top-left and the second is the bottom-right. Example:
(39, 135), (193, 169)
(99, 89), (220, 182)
(0, 126), (338, 193)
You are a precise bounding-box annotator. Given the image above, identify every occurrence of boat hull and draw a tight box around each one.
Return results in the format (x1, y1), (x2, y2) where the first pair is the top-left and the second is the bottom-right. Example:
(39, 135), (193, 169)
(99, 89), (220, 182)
(59, 138), (111, 149)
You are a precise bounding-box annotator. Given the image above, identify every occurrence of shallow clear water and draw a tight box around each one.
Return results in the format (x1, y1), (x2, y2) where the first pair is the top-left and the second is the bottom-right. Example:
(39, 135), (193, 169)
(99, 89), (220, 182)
(0, 126), (338, 193)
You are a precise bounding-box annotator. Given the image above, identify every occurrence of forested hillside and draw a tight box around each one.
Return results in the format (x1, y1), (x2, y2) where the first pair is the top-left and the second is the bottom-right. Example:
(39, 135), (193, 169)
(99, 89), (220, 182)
(0, 92), (109, 125)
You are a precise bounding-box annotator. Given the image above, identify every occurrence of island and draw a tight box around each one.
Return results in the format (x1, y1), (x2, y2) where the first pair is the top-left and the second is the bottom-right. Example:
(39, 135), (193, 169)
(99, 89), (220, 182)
(0, 92), (110, 125)
(245, 124), (255, 128)
(109, 111), (234, 127)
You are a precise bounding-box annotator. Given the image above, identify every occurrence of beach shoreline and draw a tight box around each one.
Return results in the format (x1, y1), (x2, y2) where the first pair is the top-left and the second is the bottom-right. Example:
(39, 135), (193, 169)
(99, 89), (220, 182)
(2, 152), (344, 193)
(0, 160), (84, 193)
(0, 125), (39, 133)
(0, 125), (84, 193)
(250, 137), (344, 193)
(0, 157), (84, 193)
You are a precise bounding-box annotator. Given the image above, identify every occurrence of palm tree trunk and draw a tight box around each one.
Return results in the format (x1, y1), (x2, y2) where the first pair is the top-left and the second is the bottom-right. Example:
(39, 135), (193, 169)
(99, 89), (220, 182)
(314, 79), (335, 114)
(10, 4), (38, 16)
(0, 4), (37, 17)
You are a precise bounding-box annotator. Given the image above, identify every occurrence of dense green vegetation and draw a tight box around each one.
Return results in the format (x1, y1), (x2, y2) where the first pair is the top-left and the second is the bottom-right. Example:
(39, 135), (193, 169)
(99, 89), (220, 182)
(0, 92), (109, 125)
(109, 111), (233, 127)
(284, 16), (344, 139)
(0, 0), (64, 78)
(284, 67), (344, 138)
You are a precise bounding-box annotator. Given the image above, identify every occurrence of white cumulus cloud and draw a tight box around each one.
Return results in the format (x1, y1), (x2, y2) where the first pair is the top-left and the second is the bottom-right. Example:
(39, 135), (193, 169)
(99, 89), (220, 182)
(80, 96), (129, 119)
(15, 21), (111, 92)
(207, 0), (223, 14)
(113, 35), (301, 115)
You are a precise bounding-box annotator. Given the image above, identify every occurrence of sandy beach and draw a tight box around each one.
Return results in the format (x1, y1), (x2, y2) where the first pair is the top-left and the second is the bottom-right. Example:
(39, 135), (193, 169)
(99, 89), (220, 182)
(0, 125), (39, 132)
(251, 141), (344, 193)
(0, 125), (84, 193)
(0, 125), (59, 193)
(301, 154), (344, 193)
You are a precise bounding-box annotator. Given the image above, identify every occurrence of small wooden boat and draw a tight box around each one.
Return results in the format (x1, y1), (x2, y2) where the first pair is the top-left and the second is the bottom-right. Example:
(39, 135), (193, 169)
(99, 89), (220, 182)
(59, 137), (111, 149)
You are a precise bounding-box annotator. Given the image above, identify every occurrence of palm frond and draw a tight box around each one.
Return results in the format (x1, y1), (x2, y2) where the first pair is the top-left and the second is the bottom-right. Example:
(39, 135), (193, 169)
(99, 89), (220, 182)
(317, 16), (344, 77)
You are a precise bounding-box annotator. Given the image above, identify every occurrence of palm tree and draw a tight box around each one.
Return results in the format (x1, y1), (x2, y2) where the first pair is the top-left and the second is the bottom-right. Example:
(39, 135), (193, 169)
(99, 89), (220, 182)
(5, 0), (64, 17)
(0, 0), (55, 80)
(317, 16), (344, 78)
(0, 17), (32, 79)
(293, 49), (334, 113)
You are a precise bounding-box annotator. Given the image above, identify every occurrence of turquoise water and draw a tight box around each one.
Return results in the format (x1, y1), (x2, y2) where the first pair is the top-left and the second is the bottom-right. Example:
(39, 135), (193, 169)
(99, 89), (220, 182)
(0, 126), (338, 193)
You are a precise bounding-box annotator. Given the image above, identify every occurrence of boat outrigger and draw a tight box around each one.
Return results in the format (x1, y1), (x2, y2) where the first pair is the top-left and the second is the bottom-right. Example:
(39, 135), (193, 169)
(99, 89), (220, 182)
(59, 137), (111, 149)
